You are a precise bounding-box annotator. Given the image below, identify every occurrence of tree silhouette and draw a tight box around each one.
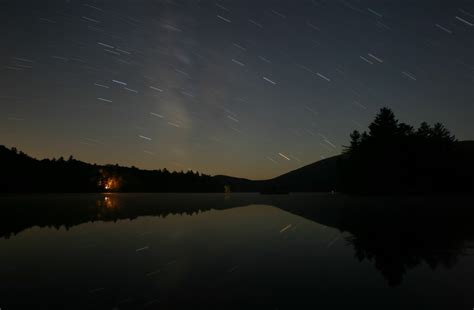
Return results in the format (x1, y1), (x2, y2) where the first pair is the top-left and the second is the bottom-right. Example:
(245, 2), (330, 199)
(341, 107), (463, 193)
(368, 107), (398, 139)
(431, 122), (456, 143)
(346, 130), (361, 153)
(397, 122), (414, 137)
(0, 145), (226, 193)
(416, 122), (432, 138)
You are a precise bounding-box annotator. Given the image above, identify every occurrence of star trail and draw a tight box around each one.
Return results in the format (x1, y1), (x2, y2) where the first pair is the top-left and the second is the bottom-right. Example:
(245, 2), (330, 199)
(1, 0), (473, 179)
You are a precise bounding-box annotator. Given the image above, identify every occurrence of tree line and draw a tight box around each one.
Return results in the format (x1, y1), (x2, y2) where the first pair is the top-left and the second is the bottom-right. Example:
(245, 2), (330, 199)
(340, 107), (474, 193)
(1, 107), (473, 193)
(0, 146), (223, 193)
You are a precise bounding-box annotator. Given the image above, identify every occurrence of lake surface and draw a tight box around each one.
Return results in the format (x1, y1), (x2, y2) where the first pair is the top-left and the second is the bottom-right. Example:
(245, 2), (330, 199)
(0, 193), (473, 309)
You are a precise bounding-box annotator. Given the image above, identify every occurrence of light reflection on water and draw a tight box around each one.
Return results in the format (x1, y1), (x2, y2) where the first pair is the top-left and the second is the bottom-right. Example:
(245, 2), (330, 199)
(0, 193), (473, 309)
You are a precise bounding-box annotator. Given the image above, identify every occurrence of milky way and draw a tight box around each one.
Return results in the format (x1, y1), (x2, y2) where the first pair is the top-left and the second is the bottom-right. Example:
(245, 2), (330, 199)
(1, 0), (473, 179)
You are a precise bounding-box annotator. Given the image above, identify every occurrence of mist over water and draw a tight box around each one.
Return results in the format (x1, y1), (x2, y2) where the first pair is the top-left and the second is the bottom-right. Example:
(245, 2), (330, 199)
(1, 193), (473, 309)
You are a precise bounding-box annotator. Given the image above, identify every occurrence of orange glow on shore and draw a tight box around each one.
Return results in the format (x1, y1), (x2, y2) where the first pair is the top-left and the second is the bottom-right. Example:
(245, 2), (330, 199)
(103, 178), (119, 191)
(98, 169), (122, 192)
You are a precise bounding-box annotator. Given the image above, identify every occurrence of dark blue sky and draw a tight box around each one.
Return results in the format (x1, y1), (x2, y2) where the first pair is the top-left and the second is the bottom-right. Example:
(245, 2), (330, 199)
(1, 0), (473, 179)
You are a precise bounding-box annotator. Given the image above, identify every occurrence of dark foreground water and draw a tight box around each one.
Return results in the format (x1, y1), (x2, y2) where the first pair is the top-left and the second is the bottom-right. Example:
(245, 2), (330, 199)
(0, 193), (473, 309)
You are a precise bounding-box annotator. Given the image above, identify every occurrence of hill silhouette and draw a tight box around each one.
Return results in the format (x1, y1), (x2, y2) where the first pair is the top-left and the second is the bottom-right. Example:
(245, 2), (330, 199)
(265, 155), (340, 192)
(1, 108), (473, 193)
(213, 105), (474, 194)
(263, 107), (474, 194)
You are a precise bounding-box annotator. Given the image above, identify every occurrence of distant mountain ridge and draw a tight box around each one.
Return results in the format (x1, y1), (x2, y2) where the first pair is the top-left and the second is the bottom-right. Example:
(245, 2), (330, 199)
(215, 139), (474, 193)
(268, 155), (341, 192)
(1, 140), (473, 193)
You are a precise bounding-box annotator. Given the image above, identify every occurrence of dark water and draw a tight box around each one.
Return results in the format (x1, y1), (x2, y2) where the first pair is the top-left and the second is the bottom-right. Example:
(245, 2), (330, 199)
(0, 193), (473, 309)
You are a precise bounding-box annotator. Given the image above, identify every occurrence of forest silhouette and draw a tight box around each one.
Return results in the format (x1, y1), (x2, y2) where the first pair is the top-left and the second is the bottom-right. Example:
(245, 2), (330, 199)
(1, 107), (473, 193)
(340, 107), (474, 193)
(0, 146), (223, 193)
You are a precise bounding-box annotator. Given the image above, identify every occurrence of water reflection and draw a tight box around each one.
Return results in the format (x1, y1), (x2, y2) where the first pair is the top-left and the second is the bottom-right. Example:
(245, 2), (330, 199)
(97, 195), (119, 209)
(274, 195), (474, 286)
(1, 193), (473, 290)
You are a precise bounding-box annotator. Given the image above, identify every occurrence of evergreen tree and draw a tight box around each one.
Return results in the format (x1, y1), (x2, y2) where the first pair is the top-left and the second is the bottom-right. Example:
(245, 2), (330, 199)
(431, 122), (456, 143)
(416, 122), (432, 138)
(368, 107), (399, 139)
(347, 130), (361, 152)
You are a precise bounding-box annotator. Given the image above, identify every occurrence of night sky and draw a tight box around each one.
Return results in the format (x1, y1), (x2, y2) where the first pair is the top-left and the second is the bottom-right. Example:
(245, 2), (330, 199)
(1, 0), (473, 180)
